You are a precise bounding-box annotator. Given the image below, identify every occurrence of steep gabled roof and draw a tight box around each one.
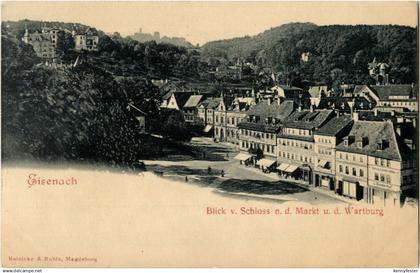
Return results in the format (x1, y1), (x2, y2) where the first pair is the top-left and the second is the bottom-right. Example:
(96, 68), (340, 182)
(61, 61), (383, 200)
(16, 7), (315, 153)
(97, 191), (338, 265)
(198, 98), (221, 109)
(336, 120), (403, 161)
(283, 110), (334, 130)
(368, 85), (416, 101)
(315, 115), (353, 136)
(308, 86), (328, 98)
(172, 92), (195, 109)
(183, 95), (204, 108)
(237, 100), (295, 132)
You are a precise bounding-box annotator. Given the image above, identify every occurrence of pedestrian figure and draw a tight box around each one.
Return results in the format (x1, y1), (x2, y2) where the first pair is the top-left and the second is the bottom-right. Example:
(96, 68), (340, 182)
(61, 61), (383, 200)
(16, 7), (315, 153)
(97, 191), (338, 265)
(221, 170), (224, 177)
(185, 176), (188, 182)
(207, 166), (212, 175)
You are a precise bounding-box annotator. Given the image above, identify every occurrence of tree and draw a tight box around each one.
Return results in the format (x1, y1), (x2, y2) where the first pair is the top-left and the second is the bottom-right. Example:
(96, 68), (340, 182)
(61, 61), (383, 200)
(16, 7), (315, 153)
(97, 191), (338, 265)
(56, 31), (75, 55)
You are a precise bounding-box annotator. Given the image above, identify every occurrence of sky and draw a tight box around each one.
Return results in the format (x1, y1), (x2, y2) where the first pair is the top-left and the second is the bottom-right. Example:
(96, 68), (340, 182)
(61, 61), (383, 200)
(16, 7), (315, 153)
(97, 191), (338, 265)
(1, 1), (418, 45)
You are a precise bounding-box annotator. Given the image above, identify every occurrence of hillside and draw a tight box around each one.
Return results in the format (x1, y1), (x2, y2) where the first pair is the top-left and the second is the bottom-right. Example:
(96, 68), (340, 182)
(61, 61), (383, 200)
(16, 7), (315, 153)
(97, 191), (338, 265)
(201, 23), (417, 85)
(2, 19), (105, 37)
(201, 22), (318, 62)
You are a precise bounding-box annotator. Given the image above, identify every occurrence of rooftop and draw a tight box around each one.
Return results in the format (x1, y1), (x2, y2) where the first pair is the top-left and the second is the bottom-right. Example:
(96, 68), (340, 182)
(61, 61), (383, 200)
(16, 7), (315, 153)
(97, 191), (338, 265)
(336, 120), (406, 161)
(198, 97), (221, 109)
(369, 84), (416, 101)
(183, 95), (204, 108)
(308, 86), (328, 98)
(237, 100), (295, 133)
(172, 92), (195, 109)
(315, 115), (353, 136)
(282, 110), (334, 130)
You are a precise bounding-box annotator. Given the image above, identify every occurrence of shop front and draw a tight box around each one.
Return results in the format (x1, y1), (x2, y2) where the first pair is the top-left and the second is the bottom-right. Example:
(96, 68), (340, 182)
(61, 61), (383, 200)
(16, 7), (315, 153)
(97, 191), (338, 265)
(314, 172), (335, 191)
(277, 163), (300, 179)
(337, 179), (364, 201)
(234, 153), (253, 166)
(256, 158), (277, 173)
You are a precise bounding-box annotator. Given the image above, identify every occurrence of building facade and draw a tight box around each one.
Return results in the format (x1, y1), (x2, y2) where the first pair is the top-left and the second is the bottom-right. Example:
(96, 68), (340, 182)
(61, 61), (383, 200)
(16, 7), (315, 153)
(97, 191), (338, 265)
(276, 109), (334, 183)
(236, 99), (295, 171)
(335, 120), (416, 206)
(22, 27), (61, 59)
(73, 28), (99, 51)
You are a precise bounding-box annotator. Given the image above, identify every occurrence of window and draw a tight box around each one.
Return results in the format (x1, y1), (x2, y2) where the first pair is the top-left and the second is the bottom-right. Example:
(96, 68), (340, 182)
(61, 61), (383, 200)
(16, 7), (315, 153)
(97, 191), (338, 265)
(380, 175), (385, 182)
(359, 169), (364, 177)
(386, 176), (391, 184)
(374, 173), (379, 180)
(380, 159), (385, 166)
(352, 168), (356, 176)
(345, 166), (349, 175)
(375, 158), (379, 165)
(339, 165), (343, 173)
(360, 157), (363, 163)
(386, 160), (390, 167)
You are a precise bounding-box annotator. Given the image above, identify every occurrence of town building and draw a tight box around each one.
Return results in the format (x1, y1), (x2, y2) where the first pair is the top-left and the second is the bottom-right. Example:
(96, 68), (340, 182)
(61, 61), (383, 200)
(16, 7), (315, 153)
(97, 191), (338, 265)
(213, 95), (255, 144)
(335, 119), (416, 206)
(73, 27), (99, 51)
(182, 95), (205, 124)
(368, 57), (389, 85)
(214, 95), (234, 142)
(276, 109), (335, 183)
(164, 92), (195, 111)
(127, 102), (147, 134)
(308, 85), (329, 106)
(313, 115), (354, 190)
(236, 99), (295, 171)
(197, 97), (221, 134)
(354, 84), (417, 112)
(315, 96), (374, 113)
(224, 97), (256, 145)
(22, 27), (61, 58)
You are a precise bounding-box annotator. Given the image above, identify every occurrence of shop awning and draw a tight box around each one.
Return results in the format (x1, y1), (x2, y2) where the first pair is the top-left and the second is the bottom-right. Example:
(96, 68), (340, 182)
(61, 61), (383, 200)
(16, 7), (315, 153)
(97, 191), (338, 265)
(284, 164), (299, 173)
(277, 163), (290, 171)
(203, 125), (213, 133)
(234, 153), (252, 161)
(318, 159), (328, 168)
(256, 158), (276, 168)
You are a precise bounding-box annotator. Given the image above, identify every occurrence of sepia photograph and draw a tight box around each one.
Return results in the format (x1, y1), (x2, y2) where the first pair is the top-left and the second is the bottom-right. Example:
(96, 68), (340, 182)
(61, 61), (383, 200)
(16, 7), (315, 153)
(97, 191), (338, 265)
(1, 1), (418, 269)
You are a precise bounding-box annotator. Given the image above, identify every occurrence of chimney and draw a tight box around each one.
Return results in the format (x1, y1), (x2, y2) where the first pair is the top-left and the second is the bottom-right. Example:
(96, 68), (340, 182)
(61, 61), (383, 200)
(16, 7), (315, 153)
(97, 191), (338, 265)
(310, 104), (315, 112)
(267, 98), (271, 105)
(396, 125), (402, 136)
(352, 112), (359, 121)
(348, 99), (355, 115)
(374, 108), (378, 116)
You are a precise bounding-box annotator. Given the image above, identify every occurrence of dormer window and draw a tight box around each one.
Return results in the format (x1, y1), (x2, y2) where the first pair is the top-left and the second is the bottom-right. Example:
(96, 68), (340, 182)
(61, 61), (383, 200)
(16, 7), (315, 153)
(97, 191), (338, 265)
(357, 141), (363, 148)
(376, 140), (388, 150)
(344, 139), (349, 146)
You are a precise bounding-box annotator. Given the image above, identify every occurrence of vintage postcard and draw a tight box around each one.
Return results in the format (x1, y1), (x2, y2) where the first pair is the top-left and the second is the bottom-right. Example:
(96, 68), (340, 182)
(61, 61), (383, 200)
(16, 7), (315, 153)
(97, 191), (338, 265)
(1, 1), (418, 269)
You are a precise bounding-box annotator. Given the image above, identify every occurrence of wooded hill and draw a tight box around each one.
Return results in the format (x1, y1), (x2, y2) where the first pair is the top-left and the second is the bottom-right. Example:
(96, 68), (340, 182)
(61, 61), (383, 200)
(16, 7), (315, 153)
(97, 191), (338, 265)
(202, 23), (417, 85)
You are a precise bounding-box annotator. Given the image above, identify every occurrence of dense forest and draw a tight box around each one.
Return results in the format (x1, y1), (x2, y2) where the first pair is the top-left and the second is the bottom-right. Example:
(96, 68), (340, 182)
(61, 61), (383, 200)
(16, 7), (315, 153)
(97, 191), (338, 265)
(202, 23), (417, 86)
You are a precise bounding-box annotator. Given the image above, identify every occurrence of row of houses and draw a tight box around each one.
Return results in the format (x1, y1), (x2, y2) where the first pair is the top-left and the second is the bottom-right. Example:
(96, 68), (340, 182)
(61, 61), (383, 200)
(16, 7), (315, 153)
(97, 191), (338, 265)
(157, 82), (418, 206)
(234, 98), (417, 207)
